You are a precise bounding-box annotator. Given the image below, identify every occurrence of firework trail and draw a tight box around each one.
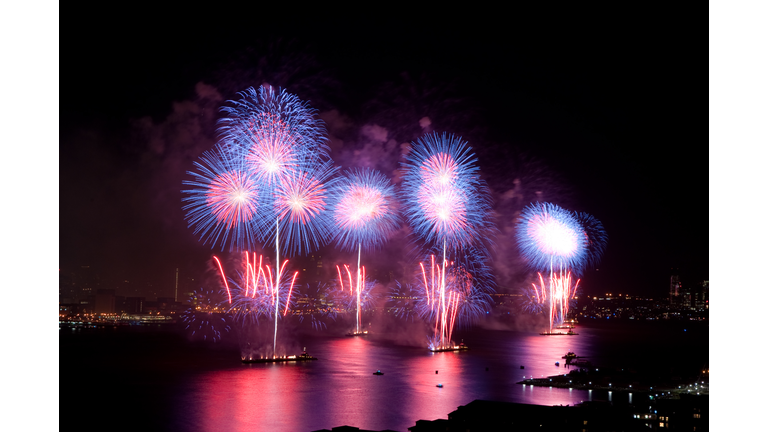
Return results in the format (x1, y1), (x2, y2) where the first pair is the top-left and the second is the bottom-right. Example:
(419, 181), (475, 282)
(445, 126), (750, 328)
(328, 168), (399, 334)
(214, 252), (299, 356)
(181, 288), (232, 343)
(408, 249), (494, 349)
(519, 283), (548, 315)
(213, 86), (334, 355)
(399, 132), (493, 349)
(182, 143), (266, 251)
(332, 264), (378, 333)
(527, 271), (580, 326)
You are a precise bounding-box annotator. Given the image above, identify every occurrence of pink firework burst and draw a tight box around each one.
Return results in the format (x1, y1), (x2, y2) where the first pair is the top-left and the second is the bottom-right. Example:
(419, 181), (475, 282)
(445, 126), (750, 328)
(245, 112), (301, 186)
(417, 182), (469, 236)
(206, 170), (260, 228)
(336, 185), (386, 230)
(274, 170), (328, 225)
(420, 152), (459, 187)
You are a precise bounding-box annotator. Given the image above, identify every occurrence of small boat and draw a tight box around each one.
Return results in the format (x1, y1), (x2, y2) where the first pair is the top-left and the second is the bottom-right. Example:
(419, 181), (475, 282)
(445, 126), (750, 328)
(429, 340), (469, 352)
(241, 348), (317, 364)
(555, 361), (560, 366)
(520, 365), (525, 369)
(540, 330), (579, 336)
(346, 330), (370, 337)
(373, 370), (384, 375)
(436, 383), (443, 388)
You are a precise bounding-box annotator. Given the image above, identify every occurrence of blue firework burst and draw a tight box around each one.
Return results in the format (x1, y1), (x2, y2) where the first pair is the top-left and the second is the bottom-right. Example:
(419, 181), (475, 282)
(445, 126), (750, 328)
(515, 202), (587, 272)
(399, 132), (493, 252)
(574, 212), (608, 273)
(182, 143), (268, 251)
(328, 168), (401, 252)
(217, 85), (330, 184)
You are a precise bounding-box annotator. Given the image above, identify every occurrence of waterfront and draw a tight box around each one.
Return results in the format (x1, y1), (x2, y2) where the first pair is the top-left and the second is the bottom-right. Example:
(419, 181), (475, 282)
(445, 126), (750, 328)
(60, 319), (707, 431)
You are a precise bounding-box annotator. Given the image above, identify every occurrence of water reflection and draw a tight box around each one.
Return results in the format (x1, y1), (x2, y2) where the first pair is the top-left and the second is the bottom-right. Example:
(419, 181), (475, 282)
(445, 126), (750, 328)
(178, 329), (597, 431)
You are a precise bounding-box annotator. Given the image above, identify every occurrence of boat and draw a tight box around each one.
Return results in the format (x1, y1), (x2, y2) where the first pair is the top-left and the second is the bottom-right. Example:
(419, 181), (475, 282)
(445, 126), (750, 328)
(373, 370), (384, 375)
(346, 330), (370, 336)
(241, 347), (317, 363)
(555, 320), (577, 329)
(429, 340), (469, 353)
(555, 361), (560, 366)
(539, 330), (579, 336)
(436, 383), (443, 388)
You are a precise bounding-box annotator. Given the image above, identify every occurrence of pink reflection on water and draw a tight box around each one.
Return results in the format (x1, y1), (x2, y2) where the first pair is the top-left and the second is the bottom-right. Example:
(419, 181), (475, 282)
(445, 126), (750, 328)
(180, 328), (599, 431)
(405, 350), (472, 421)
(198, 363), (306, 431)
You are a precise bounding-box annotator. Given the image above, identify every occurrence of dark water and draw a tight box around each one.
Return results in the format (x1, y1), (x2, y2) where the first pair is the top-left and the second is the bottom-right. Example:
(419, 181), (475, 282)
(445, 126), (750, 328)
(60, 319), (707, 431)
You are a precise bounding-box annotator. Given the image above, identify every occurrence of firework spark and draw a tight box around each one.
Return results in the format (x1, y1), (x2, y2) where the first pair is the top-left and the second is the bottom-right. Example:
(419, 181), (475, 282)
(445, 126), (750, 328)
(214, 253), (299, 339)
(406, 249), (494, 349)
(181, 288), (232, 343)
(575, 212), (608, 274)
(332, 264), (377, 333)
(528, 271), (580, 326)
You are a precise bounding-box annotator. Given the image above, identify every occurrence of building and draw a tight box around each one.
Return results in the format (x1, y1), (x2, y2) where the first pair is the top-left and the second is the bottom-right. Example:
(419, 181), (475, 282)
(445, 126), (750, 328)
(669, 272), (681, 306)
(94, 289), (116, 314)
(125, 297), (145, 314)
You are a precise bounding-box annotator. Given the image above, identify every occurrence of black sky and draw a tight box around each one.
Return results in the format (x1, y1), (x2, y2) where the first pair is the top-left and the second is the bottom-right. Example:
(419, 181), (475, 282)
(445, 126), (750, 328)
(60, 7), (707, 300)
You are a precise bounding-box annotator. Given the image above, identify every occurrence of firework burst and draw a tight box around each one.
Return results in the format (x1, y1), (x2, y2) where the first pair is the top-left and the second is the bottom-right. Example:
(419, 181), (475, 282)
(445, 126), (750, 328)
(329, 168), (400, 252)
(575, 212), (608, 273)
(515, 203), (606, 332)
(400, 132), (492, 251)
(182, 143), (266, 251)
(259, 160), (340, 257)
(207, 86), (335, 356)
(516, 202), (587, 272)
(218, 85), (330, 185)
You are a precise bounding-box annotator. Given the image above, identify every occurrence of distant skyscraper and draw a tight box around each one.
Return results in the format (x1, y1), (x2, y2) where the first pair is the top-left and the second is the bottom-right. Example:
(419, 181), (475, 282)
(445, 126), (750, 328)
(692, 280), (709, 309)
(669, 271), (681, 305)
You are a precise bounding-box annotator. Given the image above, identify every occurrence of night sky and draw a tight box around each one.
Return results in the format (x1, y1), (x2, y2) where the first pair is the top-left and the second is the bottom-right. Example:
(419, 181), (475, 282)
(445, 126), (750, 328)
(58, 8), (708, 301)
